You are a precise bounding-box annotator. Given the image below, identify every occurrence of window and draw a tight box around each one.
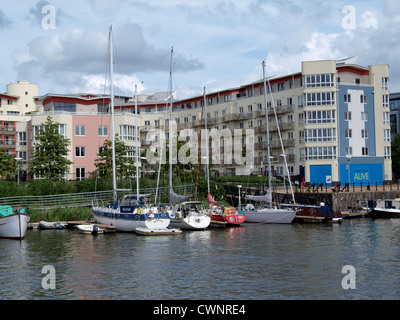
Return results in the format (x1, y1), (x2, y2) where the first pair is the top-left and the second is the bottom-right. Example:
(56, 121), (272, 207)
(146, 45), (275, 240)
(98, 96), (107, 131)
(382, 77), (389, 90)
(98, 126), (108, 136)
(306, 110), (336, 124)
(304, 74), (335, 88)
(346, 147), (353, 156)
(345, 112), (352, 121)
(298, 95), (304, 108)
(305, 92), (335, 106)
(306, 128), (336, 142)
(75, 146), (86, 157)
(278, 82), (285, 91)
(76, 168), (85, 181)
(362, 147), (369, 156)
(75, 125), (85, 136)
(18, 132), (26, 146)
(54, 102), (76, 112)
(97, 103), (109, 113)
(345, 129), (352, 138)
(344, 94), (351, 103)
(304, 146), (337, 160)
(383, 95), (389, 108)
(360, 95), (367, 104)
(384, 146), (391, 160)
(384, 129), (391, 142)
(383, 112), (390, 125)
(120, 125), (136, 141)
(361, 112), (368, 121)
(361, 129), (368, 139)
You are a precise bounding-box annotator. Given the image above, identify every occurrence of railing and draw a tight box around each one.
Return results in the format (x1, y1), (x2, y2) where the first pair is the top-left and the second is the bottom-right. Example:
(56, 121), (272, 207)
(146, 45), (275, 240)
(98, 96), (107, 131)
(0, 184), (196, 209)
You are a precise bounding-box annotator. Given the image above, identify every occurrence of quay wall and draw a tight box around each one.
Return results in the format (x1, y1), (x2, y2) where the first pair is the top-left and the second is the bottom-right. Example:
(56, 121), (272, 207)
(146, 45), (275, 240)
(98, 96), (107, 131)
(299, 190), (400, 211)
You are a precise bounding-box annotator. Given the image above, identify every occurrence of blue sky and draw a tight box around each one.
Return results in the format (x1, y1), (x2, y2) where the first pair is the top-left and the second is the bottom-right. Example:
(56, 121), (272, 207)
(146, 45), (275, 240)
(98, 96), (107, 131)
(1, 0), (399, 99)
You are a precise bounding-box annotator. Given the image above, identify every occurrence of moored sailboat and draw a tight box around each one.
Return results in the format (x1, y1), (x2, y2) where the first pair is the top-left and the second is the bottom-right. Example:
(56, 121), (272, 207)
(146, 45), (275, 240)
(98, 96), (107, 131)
(91, 26), (171, 233)
(202, 87), (245, 227)
(166, 48), (211, 231)
(243, 61), (297, 224)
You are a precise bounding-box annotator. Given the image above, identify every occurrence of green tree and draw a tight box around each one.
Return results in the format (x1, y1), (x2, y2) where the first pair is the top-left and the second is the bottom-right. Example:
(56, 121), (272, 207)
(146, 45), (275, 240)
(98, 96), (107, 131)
(392, 133), (400, 179)
(29, 116), (73, 180)
(0, 148), (17, 180)
(94, 135), (136, 180)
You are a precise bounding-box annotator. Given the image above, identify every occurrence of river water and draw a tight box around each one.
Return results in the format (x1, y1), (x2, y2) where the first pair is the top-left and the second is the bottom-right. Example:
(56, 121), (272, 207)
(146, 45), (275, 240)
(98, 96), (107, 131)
(0, 218), (399, 300)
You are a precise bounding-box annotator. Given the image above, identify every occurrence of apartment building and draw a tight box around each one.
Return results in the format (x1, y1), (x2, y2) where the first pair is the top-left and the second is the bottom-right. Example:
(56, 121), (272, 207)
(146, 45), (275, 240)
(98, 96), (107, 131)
(130, 57), (391, 186)
(0, 58), (392, 185)
(390, 92), (400, 141)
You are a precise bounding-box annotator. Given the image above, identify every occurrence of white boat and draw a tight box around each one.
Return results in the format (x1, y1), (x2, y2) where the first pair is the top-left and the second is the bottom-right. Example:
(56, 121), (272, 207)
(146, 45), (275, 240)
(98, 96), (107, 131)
(77, 224), (105, 234)
(92, 194), (170, 232)
(39, 221), (66, 229)
(134, 226), (182, 236)
(243, 61), (297, 224)
(169, 201), (211, 230)
(370, 199), (400, 219)
(91, 26), (171, 233)
(0, 206), (30, 240)
(165, 48), (210, 230)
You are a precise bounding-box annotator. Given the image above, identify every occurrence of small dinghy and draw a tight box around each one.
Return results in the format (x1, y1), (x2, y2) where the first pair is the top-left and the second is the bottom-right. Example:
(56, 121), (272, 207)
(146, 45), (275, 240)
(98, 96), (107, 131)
(39, 221), (66, 229)
(77, 224), (104, 235)
(134, 227), (182, 236)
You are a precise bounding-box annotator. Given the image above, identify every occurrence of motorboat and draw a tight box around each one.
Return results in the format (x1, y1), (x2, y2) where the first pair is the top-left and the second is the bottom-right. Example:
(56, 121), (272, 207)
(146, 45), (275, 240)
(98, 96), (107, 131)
(370, 199), (400, 219)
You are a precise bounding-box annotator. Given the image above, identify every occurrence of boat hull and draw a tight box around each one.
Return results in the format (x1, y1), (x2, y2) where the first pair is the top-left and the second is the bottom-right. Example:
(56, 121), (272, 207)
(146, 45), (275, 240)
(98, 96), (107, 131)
(134, 227), (182, 235)
(370, 208), (400, 219)
(169, 214), (211, 230)
(91, 207), (170, 232)
(77, 224), (105, 234)
(0, 213), (30, 240)
(244, 208), (296, 224)
(210, 214), (246, 227)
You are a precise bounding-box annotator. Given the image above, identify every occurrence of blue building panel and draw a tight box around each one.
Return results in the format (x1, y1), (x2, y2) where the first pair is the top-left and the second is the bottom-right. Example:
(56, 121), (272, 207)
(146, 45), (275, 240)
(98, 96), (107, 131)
(310, 165), (332, 185)
(339, 163), (383, 184)
(337, 85), (376, 157)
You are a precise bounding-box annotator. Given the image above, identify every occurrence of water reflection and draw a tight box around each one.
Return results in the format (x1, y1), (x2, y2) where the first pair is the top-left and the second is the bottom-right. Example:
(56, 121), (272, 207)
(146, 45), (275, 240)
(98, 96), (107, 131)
(1, 219), (399, 300)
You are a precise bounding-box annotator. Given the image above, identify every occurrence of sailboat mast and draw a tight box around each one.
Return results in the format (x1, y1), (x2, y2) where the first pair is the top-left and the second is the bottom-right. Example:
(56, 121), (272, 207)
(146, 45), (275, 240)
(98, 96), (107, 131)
(109, 26), (117, 202)
(262, 60), (272, 208)
(169, 47), (174, 206)
(135, 84), (140, 202)
(204, 87), (210, 194)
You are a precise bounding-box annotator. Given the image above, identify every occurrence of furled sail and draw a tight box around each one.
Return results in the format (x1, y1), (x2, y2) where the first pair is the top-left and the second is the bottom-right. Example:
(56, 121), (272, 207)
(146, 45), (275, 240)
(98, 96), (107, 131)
(207, 192), (220, 206)
(169, 187), (188, 204)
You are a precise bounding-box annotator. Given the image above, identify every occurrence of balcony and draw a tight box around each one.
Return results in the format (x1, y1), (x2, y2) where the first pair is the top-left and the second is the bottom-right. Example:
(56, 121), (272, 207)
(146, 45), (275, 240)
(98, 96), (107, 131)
(0, 126), (16, 134)
(0, 139), (16, 148)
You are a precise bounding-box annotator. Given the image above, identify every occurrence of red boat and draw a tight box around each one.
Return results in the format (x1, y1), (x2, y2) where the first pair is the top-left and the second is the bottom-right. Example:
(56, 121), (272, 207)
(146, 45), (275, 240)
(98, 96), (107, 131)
(207, 193), (246, 227)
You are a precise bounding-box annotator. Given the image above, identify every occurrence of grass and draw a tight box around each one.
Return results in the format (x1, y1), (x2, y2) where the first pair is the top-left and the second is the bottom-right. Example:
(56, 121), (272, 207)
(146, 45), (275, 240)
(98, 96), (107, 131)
(28, 206), (93, 223)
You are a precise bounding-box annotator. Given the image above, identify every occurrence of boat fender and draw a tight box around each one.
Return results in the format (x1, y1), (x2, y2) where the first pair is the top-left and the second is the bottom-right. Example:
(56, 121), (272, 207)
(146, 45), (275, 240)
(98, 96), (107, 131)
(137, 207), (142, 214)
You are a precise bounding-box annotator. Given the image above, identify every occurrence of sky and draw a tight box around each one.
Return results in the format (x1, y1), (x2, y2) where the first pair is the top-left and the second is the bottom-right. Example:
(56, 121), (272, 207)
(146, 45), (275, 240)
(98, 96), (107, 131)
(1, 0), (400, 100)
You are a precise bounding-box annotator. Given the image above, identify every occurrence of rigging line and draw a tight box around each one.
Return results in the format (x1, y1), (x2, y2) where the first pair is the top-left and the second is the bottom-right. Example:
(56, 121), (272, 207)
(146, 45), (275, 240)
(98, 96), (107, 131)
(95, 28), (113, 195)
(265, 65), (295, 203)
